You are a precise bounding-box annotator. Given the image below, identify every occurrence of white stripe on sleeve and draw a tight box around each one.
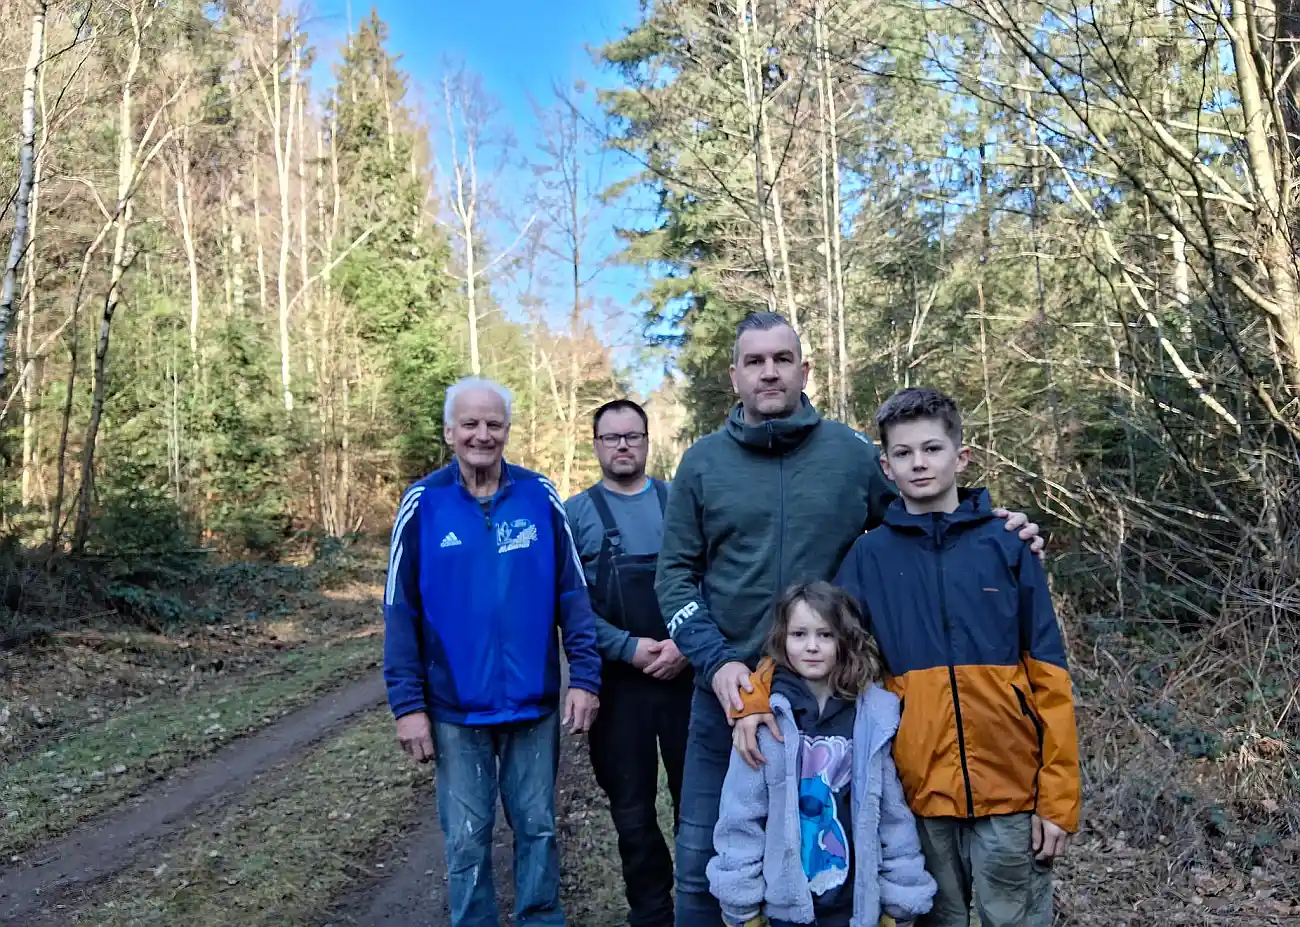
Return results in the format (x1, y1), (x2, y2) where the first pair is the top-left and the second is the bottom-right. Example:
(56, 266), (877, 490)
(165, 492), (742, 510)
(540, 477), (587, 587)
(385, 486), (424, 606)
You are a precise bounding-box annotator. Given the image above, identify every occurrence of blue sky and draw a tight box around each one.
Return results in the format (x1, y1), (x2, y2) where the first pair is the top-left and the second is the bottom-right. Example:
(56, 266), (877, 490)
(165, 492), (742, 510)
(307, 0), (665, 393)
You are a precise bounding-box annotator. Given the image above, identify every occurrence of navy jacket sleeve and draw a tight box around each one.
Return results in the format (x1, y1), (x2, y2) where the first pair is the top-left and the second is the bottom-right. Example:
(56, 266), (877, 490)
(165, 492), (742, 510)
(383, 483), (428, 719)
(655, 452), (741, 682)
(543, 478), (602, 696)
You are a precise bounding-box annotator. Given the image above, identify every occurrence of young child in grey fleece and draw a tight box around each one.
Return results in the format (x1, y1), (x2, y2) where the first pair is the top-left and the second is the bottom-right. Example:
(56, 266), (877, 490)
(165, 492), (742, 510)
(707, 581), (936, 927)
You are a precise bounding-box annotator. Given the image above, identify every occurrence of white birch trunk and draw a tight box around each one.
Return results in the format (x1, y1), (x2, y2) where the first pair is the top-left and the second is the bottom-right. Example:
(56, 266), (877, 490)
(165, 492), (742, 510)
(0, 0), (46, 390)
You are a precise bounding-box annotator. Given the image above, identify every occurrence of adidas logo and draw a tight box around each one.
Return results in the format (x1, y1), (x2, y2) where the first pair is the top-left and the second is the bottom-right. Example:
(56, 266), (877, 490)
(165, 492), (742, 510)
(440, 531), (462, 548)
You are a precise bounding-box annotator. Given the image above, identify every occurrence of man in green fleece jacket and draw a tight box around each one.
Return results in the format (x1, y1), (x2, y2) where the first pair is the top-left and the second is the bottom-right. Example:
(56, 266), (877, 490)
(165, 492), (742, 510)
(656, 311), (1044, 927)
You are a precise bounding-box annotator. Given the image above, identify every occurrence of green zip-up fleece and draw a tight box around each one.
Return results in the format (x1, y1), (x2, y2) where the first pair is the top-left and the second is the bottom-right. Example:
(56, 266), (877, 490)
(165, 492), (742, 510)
(654, 395), (897, 686)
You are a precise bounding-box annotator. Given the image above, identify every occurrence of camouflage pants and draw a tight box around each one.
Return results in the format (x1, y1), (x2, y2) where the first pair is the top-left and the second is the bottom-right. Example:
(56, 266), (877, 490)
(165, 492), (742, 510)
(916, 813), (1054, 927)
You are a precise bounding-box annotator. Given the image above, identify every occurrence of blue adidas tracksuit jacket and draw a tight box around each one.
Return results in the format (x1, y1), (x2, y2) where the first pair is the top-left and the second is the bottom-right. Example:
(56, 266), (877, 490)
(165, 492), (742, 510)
(382, 460), (602, 726)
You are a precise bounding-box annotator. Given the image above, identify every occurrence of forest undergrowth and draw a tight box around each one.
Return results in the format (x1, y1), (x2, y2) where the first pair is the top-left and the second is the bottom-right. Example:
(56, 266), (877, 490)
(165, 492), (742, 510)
(1055, 557), (1299, 923)
(0, 531), (387, 855)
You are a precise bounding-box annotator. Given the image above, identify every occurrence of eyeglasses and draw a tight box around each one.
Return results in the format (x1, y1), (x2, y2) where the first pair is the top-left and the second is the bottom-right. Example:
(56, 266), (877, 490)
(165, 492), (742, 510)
(596, 431), (647, 448)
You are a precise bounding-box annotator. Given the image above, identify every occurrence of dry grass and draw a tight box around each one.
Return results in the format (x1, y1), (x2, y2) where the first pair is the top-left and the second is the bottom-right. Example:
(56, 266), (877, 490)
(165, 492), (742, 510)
(1055, 589), (1300, 925)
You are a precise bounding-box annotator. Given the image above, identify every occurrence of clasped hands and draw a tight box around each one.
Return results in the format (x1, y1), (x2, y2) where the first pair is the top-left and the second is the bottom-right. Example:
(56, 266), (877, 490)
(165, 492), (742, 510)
(631, 636), (689, 680)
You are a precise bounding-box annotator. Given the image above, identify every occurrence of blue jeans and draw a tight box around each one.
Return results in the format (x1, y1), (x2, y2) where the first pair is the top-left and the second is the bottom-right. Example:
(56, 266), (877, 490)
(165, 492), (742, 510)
(674, 685), (733, 926)
(433, 711), (564, 927)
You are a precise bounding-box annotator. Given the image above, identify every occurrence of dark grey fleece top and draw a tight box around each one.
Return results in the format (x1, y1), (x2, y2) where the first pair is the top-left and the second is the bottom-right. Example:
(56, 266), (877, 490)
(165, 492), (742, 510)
(655, 395), (897, 685)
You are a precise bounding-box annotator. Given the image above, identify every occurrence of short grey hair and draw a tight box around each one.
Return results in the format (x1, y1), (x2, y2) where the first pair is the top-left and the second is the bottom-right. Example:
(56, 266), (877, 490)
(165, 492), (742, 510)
(444, 376), (513, 427)
(732, 311), (799, 364)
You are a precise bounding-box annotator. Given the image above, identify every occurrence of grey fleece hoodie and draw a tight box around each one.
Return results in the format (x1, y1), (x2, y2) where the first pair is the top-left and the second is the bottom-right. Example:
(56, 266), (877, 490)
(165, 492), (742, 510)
(655, 396), (896, 685)
(707, 684), (936, 927)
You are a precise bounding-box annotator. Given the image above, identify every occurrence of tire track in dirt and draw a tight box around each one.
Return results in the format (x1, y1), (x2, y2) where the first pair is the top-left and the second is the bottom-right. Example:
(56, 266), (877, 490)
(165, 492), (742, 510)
(0, 673), (386, 923)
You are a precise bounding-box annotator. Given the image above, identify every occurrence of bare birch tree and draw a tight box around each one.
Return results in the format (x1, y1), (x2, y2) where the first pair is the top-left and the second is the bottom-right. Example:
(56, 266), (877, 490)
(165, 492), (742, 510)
(0, 0), (47, 392)
(249, 7), (301, 411)
(437, 69), (532, 375)
(72, 0), (189, 552)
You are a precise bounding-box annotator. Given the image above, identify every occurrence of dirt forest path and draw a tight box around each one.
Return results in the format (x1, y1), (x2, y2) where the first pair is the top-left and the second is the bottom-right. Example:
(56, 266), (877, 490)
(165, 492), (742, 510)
(1, 645), (617, 927)
(0, 674), (387, 923)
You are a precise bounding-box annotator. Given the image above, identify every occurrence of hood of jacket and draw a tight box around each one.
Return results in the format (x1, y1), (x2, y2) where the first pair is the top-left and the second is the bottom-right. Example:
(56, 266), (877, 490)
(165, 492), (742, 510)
(723, 393), (822, 455)
(881, 487), (997, 542)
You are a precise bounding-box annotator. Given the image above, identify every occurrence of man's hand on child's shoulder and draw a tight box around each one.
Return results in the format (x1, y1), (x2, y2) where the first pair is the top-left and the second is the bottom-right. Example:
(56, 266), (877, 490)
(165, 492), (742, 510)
(993, 507), (1047, 560)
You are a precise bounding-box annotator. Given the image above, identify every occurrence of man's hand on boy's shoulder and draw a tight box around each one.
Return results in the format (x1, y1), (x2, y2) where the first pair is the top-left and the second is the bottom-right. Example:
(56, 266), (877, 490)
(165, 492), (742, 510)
(993, 507), (1046, 560)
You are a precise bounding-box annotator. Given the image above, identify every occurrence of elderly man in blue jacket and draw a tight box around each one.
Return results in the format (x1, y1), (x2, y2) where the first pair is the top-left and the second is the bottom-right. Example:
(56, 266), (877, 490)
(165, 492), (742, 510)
(383, 375), (602, 927)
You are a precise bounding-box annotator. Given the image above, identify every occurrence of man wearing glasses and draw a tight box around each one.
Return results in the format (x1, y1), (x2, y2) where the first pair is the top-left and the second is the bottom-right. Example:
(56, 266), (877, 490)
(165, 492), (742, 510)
(564, 398), (692, 927)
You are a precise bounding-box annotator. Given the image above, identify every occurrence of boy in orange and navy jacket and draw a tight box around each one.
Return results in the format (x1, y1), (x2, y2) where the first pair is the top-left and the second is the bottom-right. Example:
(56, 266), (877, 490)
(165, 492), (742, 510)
(731, 387), (1080, 927)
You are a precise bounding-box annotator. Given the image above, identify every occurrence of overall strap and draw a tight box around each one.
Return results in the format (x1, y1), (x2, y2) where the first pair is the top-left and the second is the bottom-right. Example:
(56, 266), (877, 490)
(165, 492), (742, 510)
(652, 478), (668, 514)
(586, 483), (622, 551)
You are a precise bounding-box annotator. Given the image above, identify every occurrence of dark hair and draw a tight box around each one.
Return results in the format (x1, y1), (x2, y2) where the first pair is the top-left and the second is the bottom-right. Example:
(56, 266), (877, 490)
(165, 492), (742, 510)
(732, 311), (799, 364)
(592, 398), (649, 439)
(875, 386), (963, 448)
(765, 581), (882, 697)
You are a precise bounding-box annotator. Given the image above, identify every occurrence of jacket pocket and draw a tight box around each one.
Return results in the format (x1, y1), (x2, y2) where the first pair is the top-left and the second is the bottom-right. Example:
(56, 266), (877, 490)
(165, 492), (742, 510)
(1012, 683), (1044, 754)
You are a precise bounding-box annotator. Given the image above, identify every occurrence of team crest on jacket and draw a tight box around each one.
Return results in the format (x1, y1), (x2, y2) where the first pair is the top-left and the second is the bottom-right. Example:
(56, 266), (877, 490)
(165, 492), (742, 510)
(496, 518), (539, 553)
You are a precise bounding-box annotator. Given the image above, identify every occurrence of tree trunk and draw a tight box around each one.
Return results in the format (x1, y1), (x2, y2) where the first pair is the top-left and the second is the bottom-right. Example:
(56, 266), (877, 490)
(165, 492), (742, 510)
(72, 0), (168, 552)
(230, 183), (246, 315)
(220, 195), (233, 315)
(340, 373), (351, 532)
(0, 0), (46, 391)
(818, 5), (849, 420)
(734, 0), (778, 305)
(814, 0), (837, 412)
(761, 132), (799, 330)
(314, 124), (333, 532)
(20, 237), (38, 509)
(465, 236), (479, 375)
(48, 219), (112, 546)
(442, 76), (482, 375)
(20, 10), (47, 509)
(296, 76), (311, 378)
(563, 166), (582, 498)
(1230, 0), (1300, 388)
(253, 149), (268, 315)
(529, 332), (539, 465)
(72, 199), (134, 552)
(174, 142), (201, 367)
(977, 282), (996, 463)
(271, 16), (300, 411)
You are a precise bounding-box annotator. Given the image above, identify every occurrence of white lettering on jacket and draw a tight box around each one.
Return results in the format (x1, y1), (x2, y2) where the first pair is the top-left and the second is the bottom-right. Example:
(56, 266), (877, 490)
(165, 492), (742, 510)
(667, 601), (700, 636)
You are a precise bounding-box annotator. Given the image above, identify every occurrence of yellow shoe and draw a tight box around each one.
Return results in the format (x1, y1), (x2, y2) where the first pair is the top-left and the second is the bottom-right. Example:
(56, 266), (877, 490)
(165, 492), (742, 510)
(880, 917), (898, 927)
